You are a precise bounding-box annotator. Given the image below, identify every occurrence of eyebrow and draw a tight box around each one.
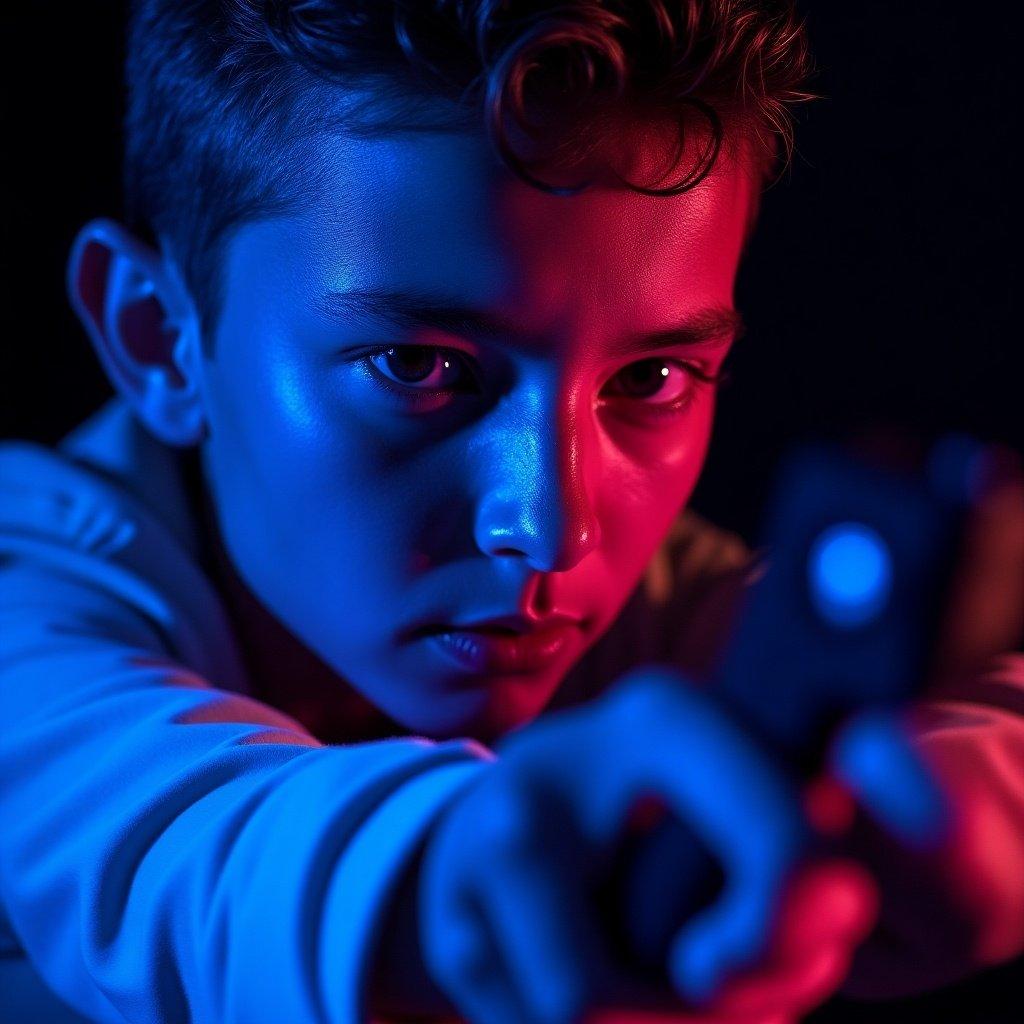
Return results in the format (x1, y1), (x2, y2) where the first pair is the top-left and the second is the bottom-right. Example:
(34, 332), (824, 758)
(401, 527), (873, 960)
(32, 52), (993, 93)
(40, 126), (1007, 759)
(322, 286), (745, 355)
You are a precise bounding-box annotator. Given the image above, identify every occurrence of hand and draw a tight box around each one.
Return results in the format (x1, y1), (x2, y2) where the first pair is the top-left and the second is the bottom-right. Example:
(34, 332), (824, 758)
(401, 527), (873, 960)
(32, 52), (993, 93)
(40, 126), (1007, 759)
(606, 445), (1024, 1014)
(588, 857), (878, 1024)
(417, 666), (814, 1024)
(612, 705), (951, 1021)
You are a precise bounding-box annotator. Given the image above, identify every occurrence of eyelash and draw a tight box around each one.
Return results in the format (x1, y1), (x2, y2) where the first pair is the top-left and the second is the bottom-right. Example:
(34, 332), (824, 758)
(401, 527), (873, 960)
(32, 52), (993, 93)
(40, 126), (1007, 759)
(355, 344), (729, 418)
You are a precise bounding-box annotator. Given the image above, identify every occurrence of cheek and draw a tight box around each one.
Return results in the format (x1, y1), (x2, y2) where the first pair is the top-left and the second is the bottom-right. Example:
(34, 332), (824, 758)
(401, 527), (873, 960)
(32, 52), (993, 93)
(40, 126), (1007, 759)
(208, 330), (394, 509)
(596, 394), (716, 583)
(202, 345), (435, 626)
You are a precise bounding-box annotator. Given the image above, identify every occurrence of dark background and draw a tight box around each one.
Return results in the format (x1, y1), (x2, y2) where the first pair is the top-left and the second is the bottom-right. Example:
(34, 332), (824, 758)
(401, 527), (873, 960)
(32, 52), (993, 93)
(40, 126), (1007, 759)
(0, 4), (1021, 1022)
(1, 2), (1020, 545)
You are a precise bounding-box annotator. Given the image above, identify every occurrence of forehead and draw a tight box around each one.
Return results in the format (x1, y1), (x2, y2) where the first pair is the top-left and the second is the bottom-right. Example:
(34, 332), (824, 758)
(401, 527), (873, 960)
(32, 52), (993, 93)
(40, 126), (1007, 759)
(234, 123), (757, 337)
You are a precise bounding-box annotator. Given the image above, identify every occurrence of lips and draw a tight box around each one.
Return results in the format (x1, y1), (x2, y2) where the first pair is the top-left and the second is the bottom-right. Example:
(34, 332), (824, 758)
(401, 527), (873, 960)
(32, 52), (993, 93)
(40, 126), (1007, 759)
(429, 626), (575, 673)
(417, 616), (580, 674)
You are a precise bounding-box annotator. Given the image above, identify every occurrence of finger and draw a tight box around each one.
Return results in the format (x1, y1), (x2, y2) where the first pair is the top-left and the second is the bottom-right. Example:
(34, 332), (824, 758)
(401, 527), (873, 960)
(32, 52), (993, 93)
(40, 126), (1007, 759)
(710, 860), (878, 1016)
(667, 865), (782, 1008)
(477, 827), (596, 1024)
(830, 710), (951, 849)
(598, 672), (806, 1004)
(713, 946), (846, 1018)
(619, 810), (721, 969)
(420, 813), (534, 1024)
(770, 859), (879, 958)
(425, 894), (530, 1024)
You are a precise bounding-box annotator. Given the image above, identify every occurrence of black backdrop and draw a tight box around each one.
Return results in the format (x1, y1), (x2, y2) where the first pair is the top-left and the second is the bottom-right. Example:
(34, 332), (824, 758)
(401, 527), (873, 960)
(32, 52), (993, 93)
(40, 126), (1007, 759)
(2, 2), (1020, 544)
(1, 4), (1021, 1021)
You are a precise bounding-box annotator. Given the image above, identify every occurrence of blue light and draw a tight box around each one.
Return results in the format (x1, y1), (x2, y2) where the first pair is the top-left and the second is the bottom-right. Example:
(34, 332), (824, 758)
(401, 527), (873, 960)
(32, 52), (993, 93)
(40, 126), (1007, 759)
(808, 521), (892, 628)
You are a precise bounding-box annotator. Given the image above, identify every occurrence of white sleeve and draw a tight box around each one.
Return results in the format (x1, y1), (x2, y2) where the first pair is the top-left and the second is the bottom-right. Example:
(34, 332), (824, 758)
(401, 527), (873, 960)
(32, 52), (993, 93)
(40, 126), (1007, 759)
(0, 557), (490, 1024)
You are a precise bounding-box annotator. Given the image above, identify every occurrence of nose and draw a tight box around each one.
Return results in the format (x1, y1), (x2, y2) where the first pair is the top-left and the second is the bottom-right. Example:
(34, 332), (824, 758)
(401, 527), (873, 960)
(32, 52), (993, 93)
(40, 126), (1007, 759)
(473, 387), (602, 573)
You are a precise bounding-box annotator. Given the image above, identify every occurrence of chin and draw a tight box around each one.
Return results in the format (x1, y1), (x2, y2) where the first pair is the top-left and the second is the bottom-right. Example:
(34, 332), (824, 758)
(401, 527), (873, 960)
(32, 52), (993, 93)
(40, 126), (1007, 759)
(404, 679), (552, 745)
(464, 678), (562, 745)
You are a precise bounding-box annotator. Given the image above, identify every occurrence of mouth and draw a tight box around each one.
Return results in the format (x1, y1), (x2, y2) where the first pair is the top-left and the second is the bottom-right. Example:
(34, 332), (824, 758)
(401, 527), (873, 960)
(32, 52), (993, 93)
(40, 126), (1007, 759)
(413, 619), (580, 674)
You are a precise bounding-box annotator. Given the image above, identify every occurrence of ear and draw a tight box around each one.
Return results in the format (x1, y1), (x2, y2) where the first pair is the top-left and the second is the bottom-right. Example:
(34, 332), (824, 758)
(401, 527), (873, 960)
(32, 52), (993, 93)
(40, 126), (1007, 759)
(67, 218), (207, 447)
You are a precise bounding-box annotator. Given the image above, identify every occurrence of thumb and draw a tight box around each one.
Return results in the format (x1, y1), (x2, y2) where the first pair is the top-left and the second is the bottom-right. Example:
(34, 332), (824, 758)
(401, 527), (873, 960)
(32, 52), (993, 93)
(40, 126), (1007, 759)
(932, 444), (1024, 684)
(770, 859), (879, 958)
(697, 860), (879, 1020)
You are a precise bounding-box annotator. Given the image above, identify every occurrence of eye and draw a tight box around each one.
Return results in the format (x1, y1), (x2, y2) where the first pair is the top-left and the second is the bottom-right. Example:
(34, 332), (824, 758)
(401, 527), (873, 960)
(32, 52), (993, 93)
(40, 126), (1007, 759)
(366, 345), (473, 393)
(602, 358), (704, 406)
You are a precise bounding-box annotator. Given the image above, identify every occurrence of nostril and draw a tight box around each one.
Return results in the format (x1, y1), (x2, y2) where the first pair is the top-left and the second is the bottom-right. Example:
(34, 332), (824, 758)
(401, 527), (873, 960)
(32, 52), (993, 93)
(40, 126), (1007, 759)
(492, 547), (528, 559)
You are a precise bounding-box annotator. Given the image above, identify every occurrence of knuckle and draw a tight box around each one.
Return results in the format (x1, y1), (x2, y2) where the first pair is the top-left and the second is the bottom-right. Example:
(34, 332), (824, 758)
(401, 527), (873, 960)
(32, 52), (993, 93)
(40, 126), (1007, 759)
(443, 934), (484, 986)
(538, 981), (587, 1024)
(425, 933), (484, 1006)
(609, 664), (688, 723)
(746, 811), (804, 881)
(474, 776), (537, 856)
(419, 885), (488, 998)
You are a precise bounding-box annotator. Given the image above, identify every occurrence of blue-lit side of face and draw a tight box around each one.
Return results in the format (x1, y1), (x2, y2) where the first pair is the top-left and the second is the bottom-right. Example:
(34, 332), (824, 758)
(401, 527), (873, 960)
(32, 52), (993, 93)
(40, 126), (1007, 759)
(194, 125), (757, 740)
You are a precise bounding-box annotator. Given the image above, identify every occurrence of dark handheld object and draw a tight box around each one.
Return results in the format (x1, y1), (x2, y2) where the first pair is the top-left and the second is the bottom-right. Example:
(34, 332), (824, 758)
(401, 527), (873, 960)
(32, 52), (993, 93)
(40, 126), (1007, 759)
(607, 432), (985, 980)
(710, 432), (981, 774)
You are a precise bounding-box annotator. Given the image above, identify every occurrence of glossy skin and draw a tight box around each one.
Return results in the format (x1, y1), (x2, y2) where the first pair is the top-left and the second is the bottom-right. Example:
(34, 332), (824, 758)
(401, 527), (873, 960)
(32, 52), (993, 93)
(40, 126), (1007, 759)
(194, 124), (756, 743)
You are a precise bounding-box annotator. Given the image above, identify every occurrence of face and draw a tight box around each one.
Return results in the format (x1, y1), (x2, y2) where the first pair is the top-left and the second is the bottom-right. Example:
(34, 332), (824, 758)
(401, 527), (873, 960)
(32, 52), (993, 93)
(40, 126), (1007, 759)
(195, 120), (757, 742)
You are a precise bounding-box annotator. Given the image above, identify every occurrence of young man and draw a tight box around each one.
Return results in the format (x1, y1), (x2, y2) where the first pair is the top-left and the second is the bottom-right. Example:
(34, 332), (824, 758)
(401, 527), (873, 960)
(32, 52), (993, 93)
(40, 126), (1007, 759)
(1, 2), (1022, 1022)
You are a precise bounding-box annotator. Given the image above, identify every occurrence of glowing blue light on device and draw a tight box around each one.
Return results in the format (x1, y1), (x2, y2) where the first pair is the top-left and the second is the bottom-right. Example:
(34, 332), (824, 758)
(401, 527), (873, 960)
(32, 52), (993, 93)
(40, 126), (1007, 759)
(808, 521), (892, 628)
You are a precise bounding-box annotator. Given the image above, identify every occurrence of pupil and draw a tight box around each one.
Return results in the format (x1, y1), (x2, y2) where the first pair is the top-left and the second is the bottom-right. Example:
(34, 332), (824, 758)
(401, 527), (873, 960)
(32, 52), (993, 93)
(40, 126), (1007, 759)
(620, 360), (665, 397)
(386, 346), (436, 384)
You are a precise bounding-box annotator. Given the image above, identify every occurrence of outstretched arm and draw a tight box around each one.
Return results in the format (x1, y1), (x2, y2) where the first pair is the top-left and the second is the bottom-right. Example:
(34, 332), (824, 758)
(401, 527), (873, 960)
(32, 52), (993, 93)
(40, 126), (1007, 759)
(0, 558), (490, 1024)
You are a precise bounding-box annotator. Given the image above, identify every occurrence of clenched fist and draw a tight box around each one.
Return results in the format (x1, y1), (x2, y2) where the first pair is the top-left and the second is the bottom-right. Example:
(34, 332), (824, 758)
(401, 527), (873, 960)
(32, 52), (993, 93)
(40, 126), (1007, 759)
(416, 667), (899, 1024)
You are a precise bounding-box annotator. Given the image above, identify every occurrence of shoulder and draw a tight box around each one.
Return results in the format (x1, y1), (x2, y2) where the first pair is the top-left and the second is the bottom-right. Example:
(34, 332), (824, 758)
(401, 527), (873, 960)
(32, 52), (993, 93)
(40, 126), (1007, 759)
(642, 506), (761, 611)
(0, 399), (186, 570)
(0, 403), (246, 689)
(642, 507), (764, 678)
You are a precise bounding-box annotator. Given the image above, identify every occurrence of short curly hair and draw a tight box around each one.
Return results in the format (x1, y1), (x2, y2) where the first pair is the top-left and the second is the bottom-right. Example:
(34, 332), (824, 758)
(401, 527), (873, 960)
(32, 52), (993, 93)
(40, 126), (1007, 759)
(124, 1), (814, 346)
